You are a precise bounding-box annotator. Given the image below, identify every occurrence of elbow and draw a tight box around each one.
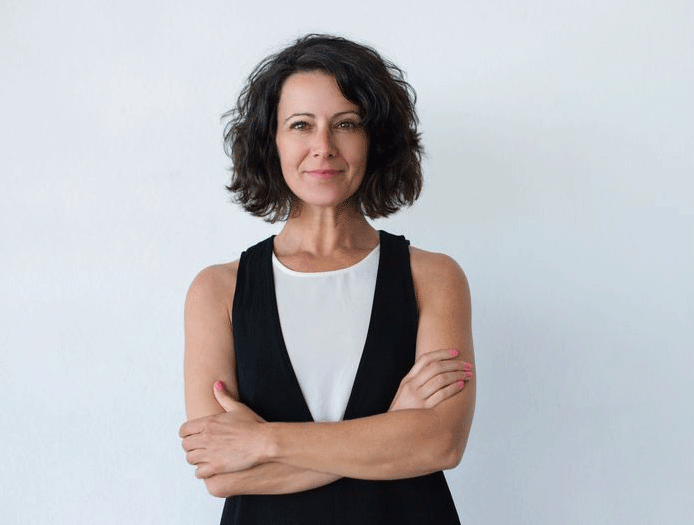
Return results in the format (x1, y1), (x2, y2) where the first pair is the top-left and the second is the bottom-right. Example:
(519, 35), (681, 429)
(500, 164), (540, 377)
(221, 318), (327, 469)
(441, 443), (464, 471)
(205, 478), (228, 498)
(205, 477), (236, 499)
(438, 430), (465, 471)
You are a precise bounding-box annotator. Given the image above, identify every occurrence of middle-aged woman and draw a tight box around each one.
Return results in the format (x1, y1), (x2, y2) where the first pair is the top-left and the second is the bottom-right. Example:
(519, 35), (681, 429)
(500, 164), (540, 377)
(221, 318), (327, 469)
(179, 34), (476, 524)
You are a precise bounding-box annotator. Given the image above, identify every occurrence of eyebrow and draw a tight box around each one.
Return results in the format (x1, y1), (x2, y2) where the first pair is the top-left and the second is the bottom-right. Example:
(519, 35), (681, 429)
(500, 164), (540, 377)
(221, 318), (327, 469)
(283, 110), (361, 124)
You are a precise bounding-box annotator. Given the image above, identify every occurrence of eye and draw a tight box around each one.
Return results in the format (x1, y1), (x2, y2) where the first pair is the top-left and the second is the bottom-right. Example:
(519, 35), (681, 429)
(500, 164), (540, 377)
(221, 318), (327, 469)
(336, 120), (360, 131)
(289, 120), (310, 130)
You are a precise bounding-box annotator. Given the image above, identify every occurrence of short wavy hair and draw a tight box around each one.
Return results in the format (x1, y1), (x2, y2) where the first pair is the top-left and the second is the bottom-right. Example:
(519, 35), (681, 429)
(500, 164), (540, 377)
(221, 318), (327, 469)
(223, 34), (423, 223)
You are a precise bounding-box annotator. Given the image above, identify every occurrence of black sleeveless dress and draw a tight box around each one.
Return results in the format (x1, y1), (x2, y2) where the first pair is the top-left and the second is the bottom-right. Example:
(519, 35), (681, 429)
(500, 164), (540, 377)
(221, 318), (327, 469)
(222, 229), (461, 524)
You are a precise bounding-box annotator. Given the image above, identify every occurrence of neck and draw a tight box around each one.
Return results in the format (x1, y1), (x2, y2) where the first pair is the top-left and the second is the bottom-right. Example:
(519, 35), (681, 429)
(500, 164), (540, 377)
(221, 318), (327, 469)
(275, 203), (378, 258)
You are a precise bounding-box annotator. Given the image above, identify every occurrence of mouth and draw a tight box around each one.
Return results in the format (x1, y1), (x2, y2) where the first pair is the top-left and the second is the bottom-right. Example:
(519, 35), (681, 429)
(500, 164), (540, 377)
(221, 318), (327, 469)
(306, 169), (343, 178)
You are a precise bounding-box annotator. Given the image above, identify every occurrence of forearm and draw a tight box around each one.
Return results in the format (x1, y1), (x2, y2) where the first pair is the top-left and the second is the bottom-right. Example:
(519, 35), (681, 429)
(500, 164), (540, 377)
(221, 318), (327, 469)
(263, 408), (455, 480)
(205, 462), (342, 497)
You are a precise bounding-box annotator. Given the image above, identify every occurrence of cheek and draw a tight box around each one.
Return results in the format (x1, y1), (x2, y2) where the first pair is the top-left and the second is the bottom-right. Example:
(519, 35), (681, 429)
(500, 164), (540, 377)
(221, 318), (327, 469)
(350, 137), (369, 168)
(276, 136), (306, 166)
(340, 135), (368, 161)
(358, 134), (369, 160)
(275, 136), (287, 162)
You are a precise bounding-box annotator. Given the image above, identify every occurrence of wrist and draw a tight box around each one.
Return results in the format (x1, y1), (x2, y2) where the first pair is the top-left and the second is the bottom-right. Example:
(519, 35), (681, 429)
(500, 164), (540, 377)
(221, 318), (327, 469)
(260, 422), (281, 463)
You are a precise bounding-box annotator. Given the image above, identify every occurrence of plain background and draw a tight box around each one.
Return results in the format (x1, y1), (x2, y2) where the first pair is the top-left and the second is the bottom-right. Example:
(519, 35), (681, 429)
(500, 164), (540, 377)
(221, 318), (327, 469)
(1, 1), (692, 523)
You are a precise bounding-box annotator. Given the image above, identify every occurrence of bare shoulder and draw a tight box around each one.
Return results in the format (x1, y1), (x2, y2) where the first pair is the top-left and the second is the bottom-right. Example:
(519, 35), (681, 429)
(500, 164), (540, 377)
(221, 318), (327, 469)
(408, 246), (470, 309)
(186, 260), (240, 319)
(190, 259), (240, 289)
(184, 259), (241, 418)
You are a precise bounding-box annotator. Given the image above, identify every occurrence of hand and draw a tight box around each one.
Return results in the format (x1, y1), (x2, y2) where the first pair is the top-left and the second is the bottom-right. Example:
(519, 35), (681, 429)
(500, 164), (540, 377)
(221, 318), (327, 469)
(389, 348), (473, 411)
(180, 381), (267, 479)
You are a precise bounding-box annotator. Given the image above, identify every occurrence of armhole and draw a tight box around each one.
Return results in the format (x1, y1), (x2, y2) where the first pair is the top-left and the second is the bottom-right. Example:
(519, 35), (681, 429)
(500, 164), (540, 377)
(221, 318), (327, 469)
(231, 251), (246, 329)
(402, 238), (420, 322)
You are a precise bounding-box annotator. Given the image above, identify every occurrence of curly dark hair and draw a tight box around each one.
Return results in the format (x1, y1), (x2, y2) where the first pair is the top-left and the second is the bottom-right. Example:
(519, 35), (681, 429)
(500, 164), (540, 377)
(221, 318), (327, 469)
(223, 34), (423, 223)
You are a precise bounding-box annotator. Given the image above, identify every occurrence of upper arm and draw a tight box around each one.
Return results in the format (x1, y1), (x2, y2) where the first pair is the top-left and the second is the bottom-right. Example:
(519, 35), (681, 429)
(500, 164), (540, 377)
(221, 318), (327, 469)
(411, 249), (476, 467)
(183, 262), (239, 421)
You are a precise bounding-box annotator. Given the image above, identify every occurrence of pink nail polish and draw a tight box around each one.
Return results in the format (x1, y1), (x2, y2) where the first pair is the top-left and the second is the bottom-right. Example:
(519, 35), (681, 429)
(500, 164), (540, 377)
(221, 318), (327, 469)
(456, 380), (465, 387)
(214, 381), (225, 391)
(464, 371), (473, 379)
(449, 349), (458, 356)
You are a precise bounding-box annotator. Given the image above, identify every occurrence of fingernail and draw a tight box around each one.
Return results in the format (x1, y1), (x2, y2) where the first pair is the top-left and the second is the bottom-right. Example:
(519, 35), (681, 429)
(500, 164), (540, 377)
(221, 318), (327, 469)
(449, 349), (459, 356)
(464, 371), (473, 379)
(214, 381), (225, 391)
(463, 362), (472, 369)
(456, 380), (465, 387)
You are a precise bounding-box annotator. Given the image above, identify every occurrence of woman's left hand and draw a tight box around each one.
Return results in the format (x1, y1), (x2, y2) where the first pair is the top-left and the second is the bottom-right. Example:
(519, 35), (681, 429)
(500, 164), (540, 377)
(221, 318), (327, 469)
(179, 381), (267, 479)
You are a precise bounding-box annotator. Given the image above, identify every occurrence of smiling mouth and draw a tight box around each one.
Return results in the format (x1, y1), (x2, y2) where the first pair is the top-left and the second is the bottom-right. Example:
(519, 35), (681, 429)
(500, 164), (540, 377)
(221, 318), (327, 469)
(306, 169), (342, 178)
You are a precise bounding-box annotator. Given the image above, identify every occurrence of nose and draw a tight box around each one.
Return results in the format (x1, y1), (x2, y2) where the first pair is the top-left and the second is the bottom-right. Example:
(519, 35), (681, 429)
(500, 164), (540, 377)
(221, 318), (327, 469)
(311, 126), (337, 159)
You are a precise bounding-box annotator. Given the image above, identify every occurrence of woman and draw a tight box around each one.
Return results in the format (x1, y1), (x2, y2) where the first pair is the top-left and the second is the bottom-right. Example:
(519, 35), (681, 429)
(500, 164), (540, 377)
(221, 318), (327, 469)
(180, 34), (476, 524)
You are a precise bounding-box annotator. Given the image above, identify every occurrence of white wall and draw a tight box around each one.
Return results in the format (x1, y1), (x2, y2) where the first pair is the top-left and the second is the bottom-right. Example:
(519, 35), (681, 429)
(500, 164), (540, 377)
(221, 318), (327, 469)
(1, 1), (692, 523)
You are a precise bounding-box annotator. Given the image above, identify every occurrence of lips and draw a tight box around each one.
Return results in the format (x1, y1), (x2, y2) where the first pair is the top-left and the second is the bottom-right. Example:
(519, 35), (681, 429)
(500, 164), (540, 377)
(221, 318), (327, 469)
(307, 169), (341, 175)
(306, 169), (342, 178)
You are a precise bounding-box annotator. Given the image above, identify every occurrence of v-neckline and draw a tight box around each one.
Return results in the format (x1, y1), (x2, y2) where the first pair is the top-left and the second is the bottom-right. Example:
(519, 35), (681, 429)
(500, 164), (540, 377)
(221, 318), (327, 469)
(267, 229), (385, 423)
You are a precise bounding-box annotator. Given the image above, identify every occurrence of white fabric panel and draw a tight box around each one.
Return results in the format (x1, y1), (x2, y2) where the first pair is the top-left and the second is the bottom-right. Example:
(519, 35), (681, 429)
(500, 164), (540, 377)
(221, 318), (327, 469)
(272, 244), (380, 422)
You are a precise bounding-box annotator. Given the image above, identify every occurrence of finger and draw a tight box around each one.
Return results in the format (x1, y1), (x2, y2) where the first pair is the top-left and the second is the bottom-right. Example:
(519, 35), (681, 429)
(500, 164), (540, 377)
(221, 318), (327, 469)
(195, 463), (213, 479)
(409, 358), (470, 389)
(182, 433), (206, 453)
(405, 348), (461, 379)
(181, 440), (205, 453)
(213, 381), (238, 412)
(179, 419), (205, 438)
(419, 371), (468, 398)
(425, 380), (466, 409)
(186, 449), (206, 466)
(196, 461), (223, 480)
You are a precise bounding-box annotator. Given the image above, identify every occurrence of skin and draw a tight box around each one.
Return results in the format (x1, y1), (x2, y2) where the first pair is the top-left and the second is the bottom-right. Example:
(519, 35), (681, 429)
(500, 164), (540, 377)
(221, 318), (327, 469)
(272, 71), (377, 266)
(180, 71), (476, 496)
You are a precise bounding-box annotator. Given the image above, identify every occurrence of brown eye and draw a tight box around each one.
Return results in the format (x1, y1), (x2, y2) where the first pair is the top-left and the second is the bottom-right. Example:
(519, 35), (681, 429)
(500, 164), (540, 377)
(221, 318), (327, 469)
(290, 121), (310, 130)
(336, 121), (359, 130)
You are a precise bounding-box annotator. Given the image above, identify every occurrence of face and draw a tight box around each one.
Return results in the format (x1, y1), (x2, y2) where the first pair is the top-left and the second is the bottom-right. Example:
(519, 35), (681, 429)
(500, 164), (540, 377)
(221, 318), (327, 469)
(275, 71), (368, 212)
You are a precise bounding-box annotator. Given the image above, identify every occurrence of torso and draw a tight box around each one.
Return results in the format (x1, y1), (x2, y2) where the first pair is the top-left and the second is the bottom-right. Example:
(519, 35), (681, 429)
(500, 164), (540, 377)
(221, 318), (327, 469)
(214, 244), (445, 324)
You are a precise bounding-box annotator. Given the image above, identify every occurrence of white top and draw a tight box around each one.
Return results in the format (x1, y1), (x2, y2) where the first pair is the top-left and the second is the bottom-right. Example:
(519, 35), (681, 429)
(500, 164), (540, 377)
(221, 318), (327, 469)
(271, 243), (381, 422)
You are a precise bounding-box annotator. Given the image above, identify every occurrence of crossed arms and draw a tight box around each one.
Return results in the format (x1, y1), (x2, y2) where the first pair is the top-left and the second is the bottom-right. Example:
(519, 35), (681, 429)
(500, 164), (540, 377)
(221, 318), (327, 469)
(180, 251), (476, 497)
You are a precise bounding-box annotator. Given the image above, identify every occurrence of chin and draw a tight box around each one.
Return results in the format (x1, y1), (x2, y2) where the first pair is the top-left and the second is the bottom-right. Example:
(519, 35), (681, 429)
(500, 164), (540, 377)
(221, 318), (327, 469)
(293, 192), (358, 211)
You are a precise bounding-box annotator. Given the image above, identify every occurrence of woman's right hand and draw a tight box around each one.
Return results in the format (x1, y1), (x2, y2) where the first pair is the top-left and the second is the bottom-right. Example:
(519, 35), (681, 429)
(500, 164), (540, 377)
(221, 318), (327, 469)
(388, 348), (473, 411)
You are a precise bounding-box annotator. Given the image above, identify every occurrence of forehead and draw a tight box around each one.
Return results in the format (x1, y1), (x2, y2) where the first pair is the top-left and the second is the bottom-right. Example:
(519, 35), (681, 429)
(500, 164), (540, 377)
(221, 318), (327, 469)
(277, 71), (360, 115)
